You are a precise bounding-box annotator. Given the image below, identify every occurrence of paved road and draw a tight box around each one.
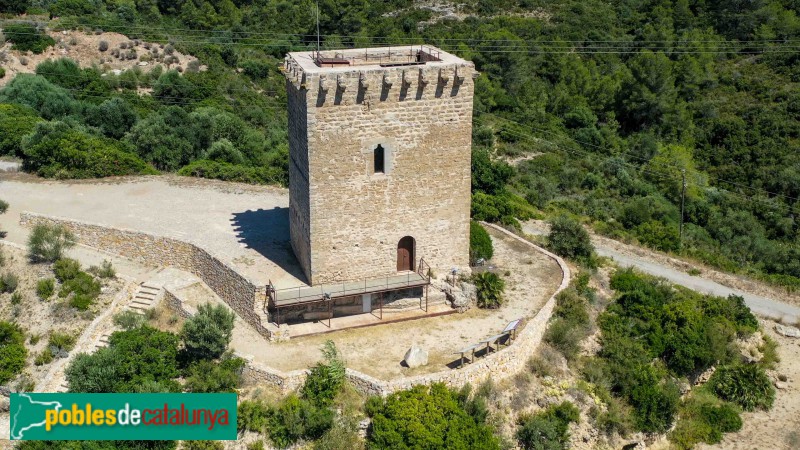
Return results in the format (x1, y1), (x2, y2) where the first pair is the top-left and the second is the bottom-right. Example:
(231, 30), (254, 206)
(522, 222), (800, 323)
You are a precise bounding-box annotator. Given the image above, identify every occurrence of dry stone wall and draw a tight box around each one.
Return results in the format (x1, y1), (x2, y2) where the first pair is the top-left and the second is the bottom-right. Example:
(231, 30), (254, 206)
(228, 222), (570, 396)
(19, 212), (270, 337)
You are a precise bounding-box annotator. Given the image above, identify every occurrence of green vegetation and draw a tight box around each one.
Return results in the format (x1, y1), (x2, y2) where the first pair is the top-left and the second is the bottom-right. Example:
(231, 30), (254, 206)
(55, 258), (102, 310)
(0, 272), (19, 293)
(2, 23), (55, 54)
(547, 216), (595, 265)
(367, 383), (500, 449)
(27, 223), (76, 263)
(516, 401), (580, 450)
(473, 271), (506, 309)
(180, 303), (236, 360)
(561, 268), (772, 446)
(469, 221), (493, 264)
(36, 278), (56, 299)
(0, 321), (27, 384)
(709, 364), (775, 411)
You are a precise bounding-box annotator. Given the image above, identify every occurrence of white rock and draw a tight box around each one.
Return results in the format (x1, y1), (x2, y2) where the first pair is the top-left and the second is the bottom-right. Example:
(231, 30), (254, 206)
(0, 396), (9, 413)
(138, 61), (148, 66)
(775, 381), (788, 390)
(775, 324), (800, 338)
(403, 346), (428, 368)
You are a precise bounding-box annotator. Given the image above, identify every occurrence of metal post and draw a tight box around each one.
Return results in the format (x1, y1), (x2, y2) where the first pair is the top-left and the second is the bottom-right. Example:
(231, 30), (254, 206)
(425, 284), (429, 312)
(680, 168), (686, 249)
(328, 299), (332, 328)
(380, 292), (383, 320)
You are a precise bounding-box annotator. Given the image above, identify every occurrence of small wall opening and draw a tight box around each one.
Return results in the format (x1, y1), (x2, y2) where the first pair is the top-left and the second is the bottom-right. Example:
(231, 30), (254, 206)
(374, 144), (385, 173)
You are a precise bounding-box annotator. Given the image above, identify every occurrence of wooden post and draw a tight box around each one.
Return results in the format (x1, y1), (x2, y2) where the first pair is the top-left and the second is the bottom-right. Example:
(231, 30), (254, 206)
(328, 299), (332, 328)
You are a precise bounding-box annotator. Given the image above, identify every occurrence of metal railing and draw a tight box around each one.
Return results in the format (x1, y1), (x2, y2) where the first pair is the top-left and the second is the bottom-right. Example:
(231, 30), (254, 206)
(265, 257), (431, 309)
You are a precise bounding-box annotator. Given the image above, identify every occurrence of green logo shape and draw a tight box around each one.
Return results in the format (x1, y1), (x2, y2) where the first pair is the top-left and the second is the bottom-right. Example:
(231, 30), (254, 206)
(10, 393), (237, 440)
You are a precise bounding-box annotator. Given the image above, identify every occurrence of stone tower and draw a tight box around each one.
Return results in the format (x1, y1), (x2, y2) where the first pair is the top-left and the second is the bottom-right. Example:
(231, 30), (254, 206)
(283, 45), (476, 285)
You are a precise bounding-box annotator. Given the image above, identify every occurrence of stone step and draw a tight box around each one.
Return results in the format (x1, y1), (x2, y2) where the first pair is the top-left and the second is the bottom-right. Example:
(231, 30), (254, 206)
(135, 291), (158, 298)
(132, 297), (153, 305)
(140, 284), (160, 291)
(129, 304), (149, 312)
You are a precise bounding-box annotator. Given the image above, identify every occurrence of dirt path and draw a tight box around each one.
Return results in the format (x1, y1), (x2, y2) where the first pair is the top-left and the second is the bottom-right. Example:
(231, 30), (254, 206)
(522, 220), (800, 324)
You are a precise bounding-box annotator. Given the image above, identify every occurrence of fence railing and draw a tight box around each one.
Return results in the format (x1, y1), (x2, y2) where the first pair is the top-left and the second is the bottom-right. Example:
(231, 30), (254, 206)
(265, 257), (431, 310)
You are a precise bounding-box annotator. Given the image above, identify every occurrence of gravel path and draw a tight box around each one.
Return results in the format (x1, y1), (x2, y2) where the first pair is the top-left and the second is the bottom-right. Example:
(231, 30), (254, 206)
(522, 221), (800, 323)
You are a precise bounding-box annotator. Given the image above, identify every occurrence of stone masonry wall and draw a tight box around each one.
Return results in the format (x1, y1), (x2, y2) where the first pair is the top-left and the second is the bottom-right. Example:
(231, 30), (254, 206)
(19, 212), (270, 338)
(233, 223), (570, 396)
(286, 51), (475, 285)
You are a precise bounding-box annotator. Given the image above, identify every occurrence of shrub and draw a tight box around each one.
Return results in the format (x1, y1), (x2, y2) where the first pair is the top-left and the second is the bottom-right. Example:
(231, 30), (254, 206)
(48, 331), (77, 357)
(516, 401), (580, 450)
(237, 400), (271, 433)
(473, 271), (505, 309)
(54, 257), (81, 281)
(178, 159), (288, 186)
(36, 278), (55, 299)
(0, 272), (19, 293)
(181, 303), (236, 361)
(240, 59), (271, 79)
(11, 291), (22, 304)
(34, 350), (54, 366)
(0, 199), (7, 214)
(553, 288), (590, 327)
(27, 223), (76, 263)
(709, 364), (775, 411)
(184, 354), (245, 393)
(59, 272), (101, 310)
(670, 394), (742, 449)
(544, 318), (584, 361)
(98, 40), (108, 52)
(113, 310), (145, 330)
(301, 340), (346, 407)
(65, 347), (120, 393)
(593, 396), (634, 438)
(268, 394), (334, 448)
(0, 321), (27, 384)
(469, 221), (493, 264)
(547, 215), (594, 262)
(3, 23), (55, 54)
(0, 68), (5, 79)
(88, 259), (115, 278)
(368, 383), (500, 449)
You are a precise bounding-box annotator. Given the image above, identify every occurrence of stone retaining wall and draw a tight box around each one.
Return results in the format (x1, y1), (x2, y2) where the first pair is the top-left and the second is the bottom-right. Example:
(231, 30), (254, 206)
(163, 288), (193, 319)
(19, 213), (569, 396)
(20, 212), (270, 338)
(240, 223), (570, 396)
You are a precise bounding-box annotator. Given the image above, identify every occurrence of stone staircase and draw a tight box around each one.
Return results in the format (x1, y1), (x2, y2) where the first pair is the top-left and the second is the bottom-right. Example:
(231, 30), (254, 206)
(128, 283), (161, 314)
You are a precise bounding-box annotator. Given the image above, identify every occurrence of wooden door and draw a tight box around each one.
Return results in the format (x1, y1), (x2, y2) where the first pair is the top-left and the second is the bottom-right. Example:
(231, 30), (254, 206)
(397, 236), (415, 271)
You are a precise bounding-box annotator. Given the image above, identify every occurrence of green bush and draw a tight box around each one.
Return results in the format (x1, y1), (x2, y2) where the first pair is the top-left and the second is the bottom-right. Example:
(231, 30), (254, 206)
(0, 104), (40, 157)
(48, 331), (77, 356)
(593, 396), (634, 437)
(237, 400), (271, 433)
(301, 340), (346, 407)
(27, 223), (76, 263)
(22, 125), (155, 179)
(59, 271), (101, 310)
(516, 401), (580, 450)
(34, 350), (54, 366)
(113, 310), (146, 330)
(67, 326), (180, 393)
(473, 271), (505, 309)
(709, 364), (775, 411)
(547, 215), (594, 262)
(544, 318), (584, 361)
(670, 393), (742, 449)
(181, 303), (236, 361)
(178, 159), (288, 186)
(368, 383), (500, 450)
(267, 394), (334, 448)
(0, 272), (19, 293)
(36, 278), (55, 299)
(3, 23), (55, 54)
(54, 258), (81, 281)
(0, 321), (27, 384)
(469, 221), (494, 264)
(88, 260), (115, 279)
(553, 288), (590, 327)
(183, 441), (224, 450)
(184, 354), (245, 393)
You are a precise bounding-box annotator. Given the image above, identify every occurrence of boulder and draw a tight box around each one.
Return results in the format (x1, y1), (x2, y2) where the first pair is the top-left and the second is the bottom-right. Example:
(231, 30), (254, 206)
(0, 396), (8, 413)
(775, 324), (800, 338)
(403, 346), (428, 368)
(460, 281), (477, 302)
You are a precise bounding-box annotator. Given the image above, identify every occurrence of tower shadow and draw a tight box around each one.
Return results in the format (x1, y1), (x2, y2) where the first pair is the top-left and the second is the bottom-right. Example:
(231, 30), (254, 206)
(230, 207), (308, 284)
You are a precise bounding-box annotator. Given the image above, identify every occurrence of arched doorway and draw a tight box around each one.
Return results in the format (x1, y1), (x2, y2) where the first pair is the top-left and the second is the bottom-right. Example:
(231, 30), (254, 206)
(397, 236), (415, 271)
